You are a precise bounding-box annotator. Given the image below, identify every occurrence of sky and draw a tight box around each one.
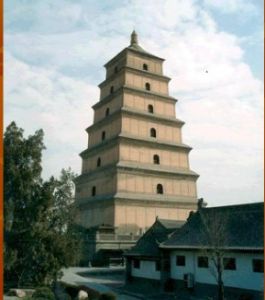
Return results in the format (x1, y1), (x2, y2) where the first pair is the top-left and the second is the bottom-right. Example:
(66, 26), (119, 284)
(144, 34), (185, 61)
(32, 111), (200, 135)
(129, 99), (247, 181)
(4, 0), (264, 207)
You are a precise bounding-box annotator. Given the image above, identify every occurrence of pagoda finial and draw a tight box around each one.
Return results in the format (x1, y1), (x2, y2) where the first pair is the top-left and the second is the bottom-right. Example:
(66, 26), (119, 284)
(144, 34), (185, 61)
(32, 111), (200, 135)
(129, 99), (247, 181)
(130, 30), (138, 45)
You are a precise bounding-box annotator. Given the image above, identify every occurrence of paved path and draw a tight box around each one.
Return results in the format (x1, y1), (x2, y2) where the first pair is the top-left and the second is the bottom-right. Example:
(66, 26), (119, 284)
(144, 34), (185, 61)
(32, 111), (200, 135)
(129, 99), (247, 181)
(4, 267), (137, 300)
(60, 267), (139, 300)
(4, 268), (207, 300)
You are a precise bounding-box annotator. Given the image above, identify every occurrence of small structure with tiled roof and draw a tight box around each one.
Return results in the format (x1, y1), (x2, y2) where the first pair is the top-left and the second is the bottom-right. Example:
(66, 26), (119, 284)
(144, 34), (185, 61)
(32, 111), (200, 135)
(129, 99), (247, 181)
(160, 202), (264, 298)
(124, 217), (185, 282)
(162, 202), (263, 251)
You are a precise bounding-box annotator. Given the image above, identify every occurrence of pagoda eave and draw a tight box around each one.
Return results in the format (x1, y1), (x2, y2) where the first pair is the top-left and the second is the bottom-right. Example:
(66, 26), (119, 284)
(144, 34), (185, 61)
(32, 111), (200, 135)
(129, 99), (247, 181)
(104, 47), (165, 69)
(85, 108), (184, 133)
(92, 86), (178, 110)
(98, 66), (171, 88)
(80, 135), (192, 159)
(116, 161), (200, 178)
(76, 193), (197, 208)
(76, 162), (198, 184)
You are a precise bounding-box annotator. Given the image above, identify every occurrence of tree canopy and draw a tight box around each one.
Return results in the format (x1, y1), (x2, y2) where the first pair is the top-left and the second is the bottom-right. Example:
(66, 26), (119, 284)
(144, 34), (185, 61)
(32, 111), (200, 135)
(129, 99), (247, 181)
(4, 122), (82, 287)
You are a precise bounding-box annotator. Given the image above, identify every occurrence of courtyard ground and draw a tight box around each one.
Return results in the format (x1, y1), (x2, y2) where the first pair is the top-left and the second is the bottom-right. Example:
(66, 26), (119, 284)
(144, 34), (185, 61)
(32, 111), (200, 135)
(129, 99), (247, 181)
(60, 267), (139, 300)
(61, 268), (262, 300)
(61, 267), (207, 300)
(5, 267), (255, 299)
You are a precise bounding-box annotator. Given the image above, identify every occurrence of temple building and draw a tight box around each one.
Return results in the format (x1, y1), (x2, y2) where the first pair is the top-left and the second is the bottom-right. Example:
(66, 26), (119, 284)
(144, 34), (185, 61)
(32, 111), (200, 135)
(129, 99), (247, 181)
(74, 31), (199, 264)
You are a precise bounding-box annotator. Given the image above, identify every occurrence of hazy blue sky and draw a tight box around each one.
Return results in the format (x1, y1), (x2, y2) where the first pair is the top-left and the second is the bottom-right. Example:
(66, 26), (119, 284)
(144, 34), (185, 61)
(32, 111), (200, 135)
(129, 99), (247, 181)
(5, 0), (264, 206)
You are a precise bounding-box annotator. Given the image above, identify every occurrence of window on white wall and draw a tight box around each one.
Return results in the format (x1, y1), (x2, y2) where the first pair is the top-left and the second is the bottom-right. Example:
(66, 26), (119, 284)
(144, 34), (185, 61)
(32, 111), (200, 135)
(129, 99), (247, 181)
(155, 261), (161, 271)
(133, 259), (140, 269)
(223, 257), (236, 270)
(252, 259), (264, 273)
(164, 259), (170, 272)
(197, 256), (208, 268)
(176, 255), (186, 266)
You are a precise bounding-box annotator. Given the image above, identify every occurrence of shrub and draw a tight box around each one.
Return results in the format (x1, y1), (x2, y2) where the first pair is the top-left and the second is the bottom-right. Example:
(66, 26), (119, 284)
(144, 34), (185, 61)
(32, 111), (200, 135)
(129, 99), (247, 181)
(164, 278), (175, 292)
(98, 292), (117, 300)
(238, 294), (253, 300)
(78, 285), (100, 299)
(65, 285), (79, 298)
(32, 287), (55, 300)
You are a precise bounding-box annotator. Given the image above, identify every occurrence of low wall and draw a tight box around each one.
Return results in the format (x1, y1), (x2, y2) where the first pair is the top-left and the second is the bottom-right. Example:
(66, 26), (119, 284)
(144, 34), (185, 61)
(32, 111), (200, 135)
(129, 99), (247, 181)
(171, 279), (264, 300)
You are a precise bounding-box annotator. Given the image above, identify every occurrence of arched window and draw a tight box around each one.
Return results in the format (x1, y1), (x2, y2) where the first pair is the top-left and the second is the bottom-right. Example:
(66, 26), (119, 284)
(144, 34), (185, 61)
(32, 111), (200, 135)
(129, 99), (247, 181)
(102, 131), (106, 141)
(92, 186), (96, 196)
(110, 86), (114, 94)
(148, 104), (154, 113)
(157, 184), (163, 194)
(145, 82), (151, 91)
(153, 154), (160, 165)
(150, 128), (156, 138)
(97, 157), (101, 167)
(105, 108), (110, 117)
(114, 66), (118, 73)
(143, 64), (148, 71)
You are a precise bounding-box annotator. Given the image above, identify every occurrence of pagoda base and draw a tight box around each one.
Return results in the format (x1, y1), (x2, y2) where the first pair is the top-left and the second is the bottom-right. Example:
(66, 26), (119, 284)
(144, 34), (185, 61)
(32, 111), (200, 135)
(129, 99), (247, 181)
(79, 225), (140, 267)
(76, 195), (197, 235)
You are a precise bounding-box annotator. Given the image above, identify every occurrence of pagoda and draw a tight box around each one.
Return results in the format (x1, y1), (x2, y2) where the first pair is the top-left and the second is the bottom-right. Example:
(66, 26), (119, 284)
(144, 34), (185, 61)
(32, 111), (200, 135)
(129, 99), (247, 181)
(75, 32), (199, 257)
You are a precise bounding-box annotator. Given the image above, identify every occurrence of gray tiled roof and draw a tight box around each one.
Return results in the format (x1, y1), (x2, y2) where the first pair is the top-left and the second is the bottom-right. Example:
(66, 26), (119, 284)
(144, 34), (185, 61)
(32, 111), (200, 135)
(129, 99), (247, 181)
(125, 218), (185, 258)
(161, 202), (264, 250)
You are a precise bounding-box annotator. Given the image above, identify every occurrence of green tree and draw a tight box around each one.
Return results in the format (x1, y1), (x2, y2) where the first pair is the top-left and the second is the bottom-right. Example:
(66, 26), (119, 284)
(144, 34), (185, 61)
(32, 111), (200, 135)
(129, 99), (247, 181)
(4, 122), (81, 287)
(4, 122), (45, 284)
(199, 208), (229, 300)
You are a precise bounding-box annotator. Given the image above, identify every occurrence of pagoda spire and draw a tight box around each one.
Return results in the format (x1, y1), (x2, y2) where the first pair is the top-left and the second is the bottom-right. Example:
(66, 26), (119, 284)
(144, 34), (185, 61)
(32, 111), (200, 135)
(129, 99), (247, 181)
(130, 30), (138, 45)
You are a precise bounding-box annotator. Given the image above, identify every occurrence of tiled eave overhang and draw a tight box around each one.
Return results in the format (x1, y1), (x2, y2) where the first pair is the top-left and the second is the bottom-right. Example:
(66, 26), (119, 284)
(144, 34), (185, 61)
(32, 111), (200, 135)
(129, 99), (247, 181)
(80, 134), (192, 159)
(123, 253), (160, 259)
(159, 245), (264, 253)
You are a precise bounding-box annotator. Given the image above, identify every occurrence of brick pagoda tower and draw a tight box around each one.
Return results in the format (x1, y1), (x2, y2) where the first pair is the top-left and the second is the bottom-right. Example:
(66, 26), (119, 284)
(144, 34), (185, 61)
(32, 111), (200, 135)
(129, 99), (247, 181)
(75, 32), (199, 262)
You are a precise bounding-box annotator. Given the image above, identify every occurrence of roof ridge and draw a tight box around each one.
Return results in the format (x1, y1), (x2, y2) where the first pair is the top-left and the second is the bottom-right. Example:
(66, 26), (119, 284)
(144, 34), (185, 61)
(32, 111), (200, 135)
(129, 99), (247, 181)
(204, 202), (263, 210)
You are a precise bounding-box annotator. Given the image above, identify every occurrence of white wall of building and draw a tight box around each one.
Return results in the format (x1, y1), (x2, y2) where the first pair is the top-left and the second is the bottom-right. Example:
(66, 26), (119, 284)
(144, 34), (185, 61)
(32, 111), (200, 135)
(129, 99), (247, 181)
(170, 250), (264, 292)
(131, 260), (160, 280)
